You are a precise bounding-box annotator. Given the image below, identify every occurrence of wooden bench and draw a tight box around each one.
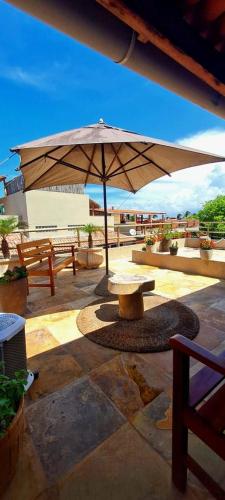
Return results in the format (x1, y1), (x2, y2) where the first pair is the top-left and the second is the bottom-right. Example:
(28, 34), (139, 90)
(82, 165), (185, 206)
(170, 334), (225, 499)
(17, 239), (76, 296)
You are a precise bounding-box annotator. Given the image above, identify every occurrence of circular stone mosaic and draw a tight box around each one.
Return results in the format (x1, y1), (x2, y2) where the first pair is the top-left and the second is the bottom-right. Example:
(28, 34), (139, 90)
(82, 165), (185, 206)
(76, 294), (199, 353)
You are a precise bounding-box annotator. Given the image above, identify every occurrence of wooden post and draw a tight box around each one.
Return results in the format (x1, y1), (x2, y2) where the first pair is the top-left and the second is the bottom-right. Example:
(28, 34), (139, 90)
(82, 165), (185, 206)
(118, 292), (144, 320)
(116, 226), (120, 247)
(76, 228), (81, 247)
(48, 255), (55, 296)
(171, 348), (189, 492)
(71, 245), (76, 275)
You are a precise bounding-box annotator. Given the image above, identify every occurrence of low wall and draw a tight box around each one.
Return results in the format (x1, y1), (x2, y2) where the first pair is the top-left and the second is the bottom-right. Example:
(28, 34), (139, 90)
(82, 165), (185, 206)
(185, 237), (200, 248)
(185, 237), (225, 249)
(132, 250), (225, 280)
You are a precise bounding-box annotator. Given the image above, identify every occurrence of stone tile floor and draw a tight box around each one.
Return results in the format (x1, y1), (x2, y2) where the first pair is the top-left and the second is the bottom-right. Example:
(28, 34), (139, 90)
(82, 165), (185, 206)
(4, 247), (225, 500)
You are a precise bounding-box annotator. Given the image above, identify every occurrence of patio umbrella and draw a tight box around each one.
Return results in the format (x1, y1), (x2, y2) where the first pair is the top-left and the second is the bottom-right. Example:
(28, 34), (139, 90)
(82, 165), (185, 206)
(11, 120), (225, 276)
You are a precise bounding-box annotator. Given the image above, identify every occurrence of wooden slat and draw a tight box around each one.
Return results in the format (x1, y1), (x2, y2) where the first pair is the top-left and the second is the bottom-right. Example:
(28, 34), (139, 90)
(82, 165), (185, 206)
(184, 407), (225, 459)
(27, 256), (74, 276)
(170, 335), (225, 377)
(21, 245), (52, 258)
(97, 0), (225, 97)
(22, 255), (49, 268)
(198, 382), (225, 432)
(53, 256), (74, 273)
(189, 349), (225, 407)
(17, 238), (51, 250)
(187, 455), (225, 500)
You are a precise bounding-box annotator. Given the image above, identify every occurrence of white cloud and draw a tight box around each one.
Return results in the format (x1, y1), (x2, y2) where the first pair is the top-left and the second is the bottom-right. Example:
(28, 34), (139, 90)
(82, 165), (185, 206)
(0, 64), (55, 90)
(0, 60), (73, 92)
(114, 128), (225, 217)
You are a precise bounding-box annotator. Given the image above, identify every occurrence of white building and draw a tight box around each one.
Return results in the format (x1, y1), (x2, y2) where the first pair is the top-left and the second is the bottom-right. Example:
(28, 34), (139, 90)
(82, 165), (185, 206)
(1, 176), (113, 237)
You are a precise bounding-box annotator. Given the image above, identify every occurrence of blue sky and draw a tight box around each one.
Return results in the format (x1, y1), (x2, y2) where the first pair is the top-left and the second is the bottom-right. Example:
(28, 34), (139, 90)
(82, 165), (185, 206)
(1, 0), (225, 215)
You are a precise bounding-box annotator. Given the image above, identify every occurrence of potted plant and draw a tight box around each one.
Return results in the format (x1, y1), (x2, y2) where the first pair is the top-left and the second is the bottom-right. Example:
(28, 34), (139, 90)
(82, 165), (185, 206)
(0, 217), (19, 275)
(0, 266), (28, 315)
(77, 224), (104, 269)
(199, 239), (214, 260)
(0, 217), (18, 259)
(160, 229), (174, 252)
(0, 369), (27, 496)
(145, 234), (157, 253)
(169, 241), (178, 255)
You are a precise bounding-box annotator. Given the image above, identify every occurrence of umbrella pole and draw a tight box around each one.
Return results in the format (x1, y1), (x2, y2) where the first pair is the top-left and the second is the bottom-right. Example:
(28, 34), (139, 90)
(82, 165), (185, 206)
(101, 144), (109, 276)
(103, 180), (109, 275)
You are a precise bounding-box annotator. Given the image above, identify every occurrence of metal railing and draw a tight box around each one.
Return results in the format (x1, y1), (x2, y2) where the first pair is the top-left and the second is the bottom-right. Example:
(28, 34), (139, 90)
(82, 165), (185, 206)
(6, 219), (199, 253)
(198, 220), (225, 239)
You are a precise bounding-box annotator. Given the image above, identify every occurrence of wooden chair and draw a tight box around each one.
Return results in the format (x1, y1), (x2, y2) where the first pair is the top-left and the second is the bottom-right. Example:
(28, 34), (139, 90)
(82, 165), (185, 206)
(170, 334), (225, 499)
(17, 238), (76, 296)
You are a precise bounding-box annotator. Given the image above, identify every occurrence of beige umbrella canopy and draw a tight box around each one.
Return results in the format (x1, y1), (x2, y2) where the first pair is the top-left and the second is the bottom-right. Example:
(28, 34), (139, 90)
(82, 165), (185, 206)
(11, 120), (225, 275)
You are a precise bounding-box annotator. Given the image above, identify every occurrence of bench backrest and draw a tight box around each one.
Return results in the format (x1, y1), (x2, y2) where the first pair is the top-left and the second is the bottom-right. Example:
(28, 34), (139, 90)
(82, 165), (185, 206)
(17, 239), (53, 267)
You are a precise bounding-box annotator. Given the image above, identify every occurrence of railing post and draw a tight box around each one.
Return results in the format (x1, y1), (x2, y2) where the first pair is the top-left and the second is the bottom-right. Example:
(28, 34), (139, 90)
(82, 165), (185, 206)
(76, 228), (80, 247)
(116, 226), (120, 247)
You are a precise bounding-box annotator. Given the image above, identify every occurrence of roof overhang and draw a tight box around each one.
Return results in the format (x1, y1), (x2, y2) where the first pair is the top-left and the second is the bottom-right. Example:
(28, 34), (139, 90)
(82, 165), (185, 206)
(6, 0), (225, 118)
(98, 0), (225, 99)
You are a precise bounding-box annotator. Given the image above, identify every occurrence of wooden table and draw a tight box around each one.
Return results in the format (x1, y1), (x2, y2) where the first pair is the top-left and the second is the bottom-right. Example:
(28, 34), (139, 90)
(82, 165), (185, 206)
(108, 274), (155, 320)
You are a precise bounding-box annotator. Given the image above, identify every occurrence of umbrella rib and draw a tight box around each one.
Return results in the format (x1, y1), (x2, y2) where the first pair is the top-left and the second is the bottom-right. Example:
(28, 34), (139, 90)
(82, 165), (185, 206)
(84, 144), (96, 185)
(19, 145), (64, 169)
(110, 159), (154, 178)
(127, 143), (171, 177)
(110, 143), (135, 193)
(106, 143), (123, 176)
(23, 145), (79, 191)
(46, 154), (101, 179)
(109, 143), (155, 177)
(79, 145), (102, 177)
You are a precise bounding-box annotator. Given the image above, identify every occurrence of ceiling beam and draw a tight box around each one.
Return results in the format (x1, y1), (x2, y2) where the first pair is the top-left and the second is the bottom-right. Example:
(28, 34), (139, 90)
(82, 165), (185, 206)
(97, 0), (225, 97)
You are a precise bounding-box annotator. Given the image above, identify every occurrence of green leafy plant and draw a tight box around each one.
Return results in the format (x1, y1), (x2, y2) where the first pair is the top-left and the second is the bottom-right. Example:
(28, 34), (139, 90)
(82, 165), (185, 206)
(0, 217), (18, 259)
(0, 368), (27, 438)
(170, 241), (178, 249)
(145, 234), (157, 246)
(161, 230), (174, 240)
(0, 266), (27, 285)
(81, 224), (104, 248)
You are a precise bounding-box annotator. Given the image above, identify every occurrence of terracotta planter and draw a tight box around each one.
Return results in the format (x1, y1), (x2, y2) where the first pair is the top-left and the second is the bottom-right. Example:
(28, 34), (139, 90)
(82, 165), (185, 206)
(77, 248), (104, 269)
(0, 258), (20, 277)
(0, 278), (27, 315)
(200, 249), (213, 261)
(161, 239), (172, 252)
(0, 398), (24, 497)
(146, 243), (156, 253)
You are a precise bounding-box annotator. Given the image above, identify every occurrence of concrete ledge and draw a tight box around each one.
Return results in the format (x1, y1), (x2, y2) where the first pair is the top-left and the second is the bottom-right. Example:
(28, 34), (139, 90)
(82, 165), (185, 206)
(132, 250), (225, 280)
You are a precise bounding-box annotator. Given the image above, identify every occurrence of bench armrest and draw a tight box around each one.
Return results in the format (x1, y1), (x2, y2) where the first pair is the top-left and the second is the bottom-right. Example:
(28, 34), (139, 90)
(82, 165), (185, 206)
(52, 244), (76, 256)
(170, 334), (225, 377)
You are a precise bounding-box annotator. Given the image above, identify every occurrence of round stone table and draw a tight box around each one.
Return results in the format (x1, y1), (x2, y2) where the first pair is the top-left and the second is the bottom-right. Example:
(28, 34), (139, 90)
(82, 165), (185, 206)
(108, 274), (155, 320)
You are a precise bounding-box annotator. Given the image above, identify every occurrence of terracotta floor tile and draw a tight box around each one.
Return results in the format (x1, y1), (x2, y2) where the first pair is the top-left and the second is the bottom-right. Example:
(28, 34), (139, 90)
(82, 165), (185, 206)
(26, 328), (59, 358)
(58, 423), (197, 500)
(26, 378), (125, 482)
(133, 392), (172, 463)
(64, 335), (119, 373)
(90, 353), (170, 420)
(27, 345), (83, 400)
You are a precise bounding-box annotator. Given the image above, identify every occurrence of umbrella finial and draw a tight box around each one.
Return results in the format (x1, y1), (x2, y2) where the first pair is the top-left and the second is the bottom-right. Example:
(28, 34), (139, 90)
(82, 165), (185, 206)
(98, 118), (105, 124)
